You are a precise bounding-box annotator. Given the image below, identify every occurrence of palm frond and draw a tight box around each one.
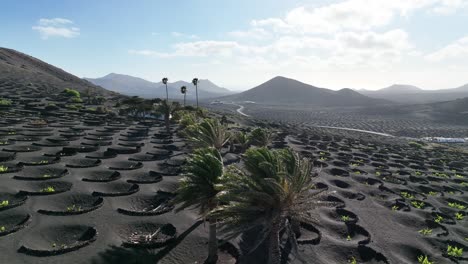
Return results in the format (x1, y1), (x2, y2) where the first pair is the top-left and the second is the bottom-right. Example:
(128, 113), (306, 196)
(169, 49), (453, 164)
(210, 147), (337, 257)
(174, 147), (223, 217)
(186, 118), (230, 150)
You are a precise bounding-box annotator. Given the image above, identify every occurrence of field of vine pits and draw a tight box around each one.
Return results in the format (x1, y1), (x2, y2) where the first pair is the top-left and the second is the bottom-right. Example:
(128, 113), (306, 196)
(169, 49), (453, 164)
(0, 91), (468, 264)
(208, 103), (468, 139)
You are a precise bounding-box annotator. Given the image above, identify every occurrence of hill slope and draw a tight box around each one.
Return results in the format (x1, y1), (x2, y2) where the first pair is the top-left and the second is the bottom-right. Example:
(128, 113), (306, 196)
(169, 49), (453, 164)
(360, 83), (468, 104)
(0, 47), (114, 96)
(220, 76), (389, 107)
(85, 73), (233, 99)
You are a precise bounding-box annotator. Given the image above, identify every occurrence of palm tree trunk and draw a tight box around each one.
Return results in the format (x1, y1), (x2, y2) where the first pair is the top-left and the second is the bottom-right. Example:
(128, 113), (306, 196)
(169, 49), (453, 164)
(165, 112), (170, 134)
(165, 84), (168, 101)
(291, 219), (301, 238)
(229, 140), (235, 153)
(268, 219), (281, 264)
(196, 84), (199, 108)
(206, 218), (218, 264)
(184, 93), (186, 107)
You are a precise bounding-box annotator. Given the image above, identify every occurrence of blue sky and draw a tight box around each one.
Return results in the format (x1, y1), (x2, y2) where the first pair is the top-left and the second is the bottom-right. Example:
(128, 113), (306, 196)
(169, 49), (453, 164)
(1, 0), (468, 91)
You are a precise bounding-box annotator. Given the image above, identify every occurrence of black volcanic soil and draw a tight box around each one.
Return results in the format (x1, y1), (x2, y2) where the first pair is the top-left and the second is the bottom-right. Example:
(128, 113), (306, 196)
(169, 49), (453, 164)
(0, 111), (216, 264)
(1, 107), (465, 264)
(1, 79), (468, 263)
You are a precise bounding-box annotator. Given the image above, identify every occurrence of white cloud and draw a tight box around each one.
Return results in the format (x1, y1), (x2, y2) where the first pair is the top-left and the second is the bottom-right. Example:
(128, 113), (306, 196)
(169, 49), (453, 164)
(252, 1), (401, 33)
(32, 17), (79, 39)
(129, 0), (468, 88)
(336, 29), (411, 51)
(431, 0), (468, 14)
(171, 31), (199, 39)
(130, 28), (412, 70)
(251, 0), (466, 34)
(426, 36), (468, 61)
(228, 28), (272, 40)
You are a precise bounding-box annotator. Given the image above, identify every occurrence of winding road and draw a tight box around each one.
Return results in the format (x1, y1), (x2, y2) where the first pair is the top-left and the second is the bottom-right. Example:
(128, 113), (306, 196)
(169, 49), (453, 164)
(314, 125), (394, 137)
(225, 102), (396, 137)
(223, 102), (249, 117)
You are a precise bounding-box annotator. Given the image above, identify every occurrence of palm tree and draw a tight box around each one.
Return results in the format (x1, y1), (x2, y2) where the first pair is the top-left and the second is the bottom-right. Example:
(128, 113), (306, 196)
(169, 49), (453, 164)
(186, 118), (230, 151)
(154, 99), (181, 133)
(180, 86), (187, 107)
(234, 131), (250, 153)
(192, 78), (199, 108)
(174, 147), (224, 264)
(249, 128), (274, 147)
(162, 77), (169, 100)
(211, 148), (334, 264)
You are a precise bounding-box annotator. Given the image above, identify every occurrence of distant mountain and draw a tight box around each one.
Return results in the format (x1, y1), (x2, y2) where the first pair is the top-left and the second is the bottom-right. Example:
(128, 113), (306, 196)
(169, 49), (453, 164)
(0, 47), (114, 96)
(85, 73), (233, 99)
(435, 83), (468, 93)
(376, 84), (423, 94)
(219, 76), (389, 107)
(359, 83), (468, 104)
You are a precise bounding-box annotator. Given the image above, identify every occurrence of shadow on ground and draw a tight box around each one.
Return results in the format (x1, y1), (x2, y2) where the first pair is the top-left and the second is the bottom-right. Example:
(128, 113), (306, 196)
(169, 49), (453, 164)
(91, 220), (203, 264)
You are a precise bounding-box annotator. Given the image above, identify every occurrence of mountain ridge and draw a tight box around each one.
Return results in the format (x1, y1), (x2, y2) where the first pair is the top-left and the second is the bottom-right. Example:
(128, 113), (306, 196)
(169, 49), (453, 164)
(359, 83), (468, 104)
(218, 76), (390, 107)
(85, 73), (233, 99)
(0, 47), (115, 96)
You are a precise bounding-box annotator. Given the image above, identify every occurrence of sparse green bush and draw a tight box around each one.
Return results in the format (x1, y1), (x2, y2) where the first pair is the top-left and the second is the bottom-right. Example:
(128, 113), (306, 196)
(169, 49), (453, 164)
(341, 215), (351, 222)
(0, 165), (8, 172)
(409, 141), (423, 149)
(45, 104), (59, 111)
(348, 256), (357, 264)
(40, 186), (55, 193)
(62, 88), (80, 98)
(0, 200), (9, 207)
(418, 228), (432, 235)
(411, 200), (425, 209)
(417, 255), (433, 264)
(66, 204), (82, 212)
(448, 202), (466, 210)
(70, 97), (83, 103)
(400, 191), (415, 199)
(447, 245), (463, 257)
(87, 106), (108, 114)
(66, 104), (82, 110)
(0, 98), (12, 106)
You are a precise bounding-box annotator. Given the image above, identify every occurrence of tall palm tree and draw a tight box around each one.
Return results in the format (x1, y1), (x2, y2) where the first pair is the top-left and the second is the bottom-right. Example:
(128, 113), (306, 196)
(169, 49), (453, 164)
(180, 86), (187, 107)
(249, 128), (274, 147)
(186, 118), (230, 151)
(192, 78), (199, 108)
(211, 148), (334, 264)
(162, 77), (169, 101)
(174, 147), (224, 264)
(154, 99), (181, 133)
